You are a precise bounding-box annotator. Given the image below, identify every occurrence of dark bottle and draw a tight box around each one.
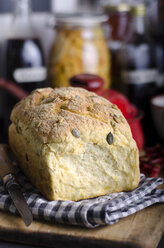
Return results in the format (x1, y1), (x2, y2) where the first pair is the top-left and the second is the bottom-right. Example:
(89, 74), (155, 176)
(3, 0), (46, 91)
(147, 0), (164, 94)
(4, 38), (45, 92)
(2, 0), (46, 142)
(154, 35), (164, 95)
(119, 4), (158, 146)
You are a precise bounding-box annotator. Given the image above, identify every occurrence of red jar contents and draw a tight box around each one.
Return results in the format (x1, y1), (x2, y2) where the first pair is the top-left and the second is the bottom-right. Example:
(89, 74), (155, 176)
(103, 4), (131, 90)
(104, 4), (130, 42)
(70, 73), (145, 150)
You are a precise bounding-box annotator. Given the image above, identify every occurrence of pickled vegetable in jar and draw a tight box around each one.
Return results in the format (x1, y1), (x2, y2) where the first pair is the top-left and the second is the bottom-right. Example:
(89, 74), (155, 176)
(48, 13), (111, 89)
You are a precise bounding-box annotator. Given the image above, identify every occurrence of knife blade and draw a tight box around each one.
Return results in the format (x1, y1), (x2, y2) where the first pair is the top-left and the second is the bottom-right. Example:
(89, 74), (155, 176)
(0, 144), (33, 226)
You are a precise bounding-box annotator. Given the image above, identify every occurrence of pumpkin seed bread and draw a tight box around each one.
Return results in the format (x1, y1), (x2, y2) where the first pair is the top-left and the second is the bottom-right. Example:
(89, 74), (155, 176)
(9, 87), (140, 201)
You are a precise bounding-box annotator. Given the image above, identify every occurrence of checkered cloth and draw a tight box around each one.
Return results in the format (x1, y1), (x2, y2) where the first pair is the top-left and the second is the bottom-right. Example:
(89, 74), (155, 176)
(0, 170), (164, 228)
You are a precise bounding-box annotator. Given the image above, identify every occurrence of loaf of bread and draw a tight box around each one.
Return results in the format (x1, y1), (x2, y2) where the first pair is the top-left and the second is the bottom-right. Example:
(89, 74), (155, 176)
(9, 87), (140, 201)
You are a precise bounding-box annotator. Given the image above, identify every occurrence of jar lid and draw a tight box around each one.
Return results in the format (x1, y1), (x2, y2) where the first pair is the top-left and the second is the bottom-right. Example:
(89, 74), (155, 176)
(55, 13), (108, 27)
(104, 3), (130, 12)
(69, 74), (104, 92)
(131, 4), (146, 16)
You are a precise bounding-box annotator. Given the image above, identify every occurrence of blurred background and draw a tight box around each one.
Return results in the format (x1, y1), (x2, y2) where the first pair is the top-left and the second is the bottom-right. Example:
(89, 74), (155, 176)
(0, 0), (164, 150)
(0, 1), (164, 247)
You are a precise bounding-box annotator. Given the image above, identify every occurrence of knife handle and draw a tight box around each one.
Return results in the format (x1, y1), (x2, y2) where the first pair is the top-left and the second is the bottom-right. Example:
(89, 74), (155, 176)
(0, 144), (14, 180)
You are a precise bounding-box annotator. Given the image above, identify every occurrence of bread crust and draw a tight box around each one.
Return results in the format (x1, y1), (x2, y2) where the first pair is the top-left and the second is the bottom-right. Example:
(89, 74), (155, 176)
(10, 87), (132, 143)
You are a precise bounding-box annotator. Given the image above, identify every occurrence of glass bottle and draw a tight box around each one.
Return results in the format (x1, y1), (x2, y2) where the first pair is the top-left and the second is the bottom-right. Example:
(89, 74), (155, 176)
(3, 0), (46, 92)
(119, 4), (158, 146)
(147, 0), (164, 94)
(2, 0), (46, 142)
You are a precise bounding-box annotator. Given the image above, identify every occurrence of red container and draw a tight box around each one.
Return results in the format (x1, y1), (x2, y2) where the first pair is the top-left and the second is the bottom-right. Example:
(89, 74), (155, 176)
(101, 89), (144, 150)
(126, 110), (144, 151)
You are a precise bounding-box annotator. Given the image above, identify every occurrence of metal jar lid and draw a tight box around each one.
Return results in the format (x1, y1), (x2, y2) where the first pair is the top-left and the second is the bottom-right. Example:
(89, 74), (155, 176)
(103, 3), (130, 12)
(131, 4), (146, 16)
(55, 13), (108, 27)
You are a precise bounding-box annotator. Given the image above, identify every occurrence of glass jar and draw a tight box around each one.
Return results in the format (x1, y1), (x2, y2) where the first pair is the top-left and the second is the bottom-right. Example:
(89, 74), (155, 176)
(104, 3), (130, 42)
(103, 3), (130, 90)
(48, 13), (111, 89)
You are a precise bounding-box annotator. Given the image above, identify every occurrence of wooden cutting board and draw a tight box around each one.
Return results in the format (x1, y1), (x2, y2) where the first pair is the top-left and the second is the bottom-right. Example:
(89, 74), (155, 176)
(0, 185), (164, 248)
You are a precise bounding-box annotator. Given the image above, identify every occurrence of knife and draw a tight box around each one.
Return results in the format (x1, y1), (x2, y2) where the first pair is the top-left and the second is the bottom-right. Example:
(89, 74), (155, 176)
(0, 144), (33, 226)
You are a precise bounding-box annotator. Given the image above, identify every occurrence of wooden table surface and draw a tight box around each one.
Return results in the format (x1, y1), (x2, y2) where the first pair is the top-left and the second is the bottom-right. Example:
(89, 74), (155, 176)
(0, 196), (164, 248)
